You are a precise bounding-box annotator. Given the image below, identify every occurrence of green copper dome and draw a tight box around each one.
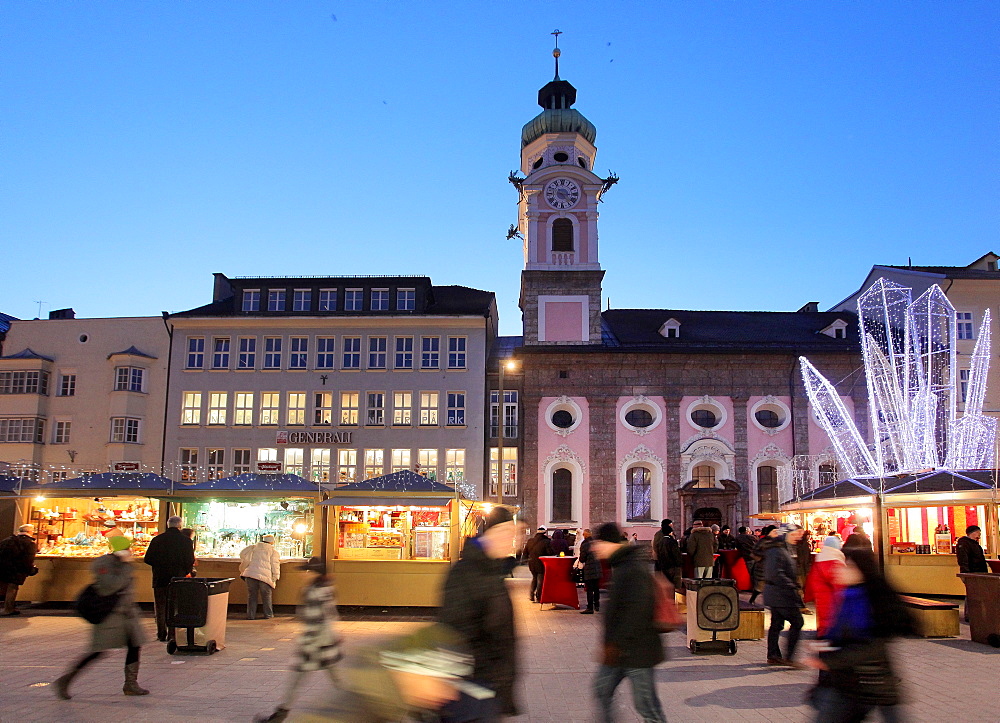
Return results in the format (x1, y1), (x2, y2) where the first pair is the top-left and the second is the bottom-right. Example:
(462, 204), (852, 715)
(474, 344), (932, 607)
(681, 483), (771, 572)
(521, 78), (597, 147)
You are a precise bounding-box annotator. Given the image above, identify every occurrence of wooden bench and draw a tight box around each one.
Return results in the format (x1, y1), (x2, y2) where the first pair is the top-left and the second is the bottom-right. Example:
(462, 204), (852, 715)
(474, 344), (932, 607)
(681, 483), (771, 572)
(733, 601), (765, 640)
(900, 595), (959, 637)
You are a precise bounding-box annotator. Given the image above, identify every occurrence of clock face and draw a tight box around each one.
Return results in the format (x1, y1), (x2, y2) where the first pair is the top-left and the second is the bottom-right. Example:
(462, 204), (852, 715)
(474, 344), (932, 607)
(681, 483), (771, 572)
(545, 178), (581, 210)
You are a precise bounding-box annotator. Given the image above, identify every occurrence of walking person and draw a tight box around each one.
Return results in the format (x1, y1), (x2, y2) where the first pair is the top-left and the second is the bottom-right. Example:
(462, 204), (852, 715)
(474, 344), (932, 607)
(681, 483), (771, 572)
(764, 523), (807, 666)
(523, 526), (553, 603)
(142, 515), (195, 641)
(748, 525), (776, 605)
(956, 524), (988, 622)
(804, 535), (846, 638)
(578, 529), (602, 614)
(256, 557), (343, 723)
(54, 536), (149, 698)
(0, 523), (38, 616)
(437, 506), (524, 720)
(805, 546), (914, 722)
(688, 520), (717, 578)
(590, 522), (666, 723)
(240, 534), (281, 619)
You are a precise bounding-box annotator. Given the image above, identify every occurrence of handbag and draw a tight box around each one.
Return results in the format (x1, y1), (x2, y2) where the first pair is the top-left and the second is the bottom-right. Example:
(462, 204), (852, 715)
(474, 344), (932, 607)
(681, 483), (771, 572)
(651, 574), (683, 633)
(75, 583), (122, 625)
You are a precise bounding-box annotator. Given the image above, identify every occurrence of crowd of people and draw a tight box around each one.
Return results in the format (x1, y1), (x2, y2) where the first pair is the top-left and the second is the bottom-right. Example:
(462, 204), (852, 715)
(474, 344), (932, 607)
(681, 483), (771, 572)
(0, 510), (985, 722)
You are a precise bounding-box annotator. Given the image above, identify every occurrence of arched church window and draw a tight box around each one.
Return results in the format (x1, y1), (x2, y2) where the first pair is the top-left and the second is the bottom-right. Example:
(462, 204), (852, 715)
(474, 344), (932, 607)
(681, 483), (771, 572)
(626, 466), (652, 521)
(552, 468), (573, 522)
(757, 465), (778, 513)
(552, 218), (574, 252)
(692, 464), (716, 489)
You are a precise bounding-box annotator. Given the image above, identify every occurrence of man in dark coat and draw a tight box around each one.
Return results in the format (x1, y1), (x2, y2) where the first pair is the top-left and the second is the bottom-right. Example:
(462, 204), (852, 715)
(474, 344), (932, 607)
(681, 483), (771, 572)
(0, 524), (38, 616)
(522, 526), (553, 603)
(956, 524), (988, 622)
(438, 507), (523, 719)
(764, 523), (806, 666)
(591, 522), (665, 723)
(687, 521), (718, 578)
(142, 515), (195, 641)
(652, 519), (682, 589)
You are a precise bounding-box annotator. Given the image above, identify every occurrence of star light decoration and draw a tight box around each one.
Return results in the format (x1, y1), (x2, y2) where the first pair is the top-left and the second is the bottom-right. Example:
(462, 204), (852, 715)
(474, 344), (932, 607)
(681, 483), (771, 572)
(800, 278), (996, 480)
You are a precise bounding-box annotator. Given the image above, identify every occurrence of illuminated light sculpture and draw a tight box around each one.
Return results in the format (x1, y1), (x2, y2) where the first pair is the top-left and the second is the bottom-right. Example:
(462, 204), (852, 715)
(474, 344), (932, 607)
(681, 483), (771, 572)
(800, 281), (995, 479)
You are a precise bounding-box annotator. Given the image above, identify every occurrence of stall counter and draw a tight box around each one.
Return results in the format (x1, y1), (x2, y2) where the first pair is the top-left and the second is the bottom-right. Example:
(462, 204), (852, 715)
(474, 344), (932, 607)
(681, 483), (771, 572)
(330, 559), (450, 606)
(885, 554), (965, 596)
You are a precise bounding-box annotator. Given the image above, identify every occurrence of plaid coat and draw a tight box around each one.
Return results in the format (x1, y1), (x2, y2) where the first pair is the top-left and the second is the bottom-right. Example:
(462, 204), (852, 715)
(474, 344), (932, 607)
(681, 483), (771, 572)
(294, 579), (342, 672)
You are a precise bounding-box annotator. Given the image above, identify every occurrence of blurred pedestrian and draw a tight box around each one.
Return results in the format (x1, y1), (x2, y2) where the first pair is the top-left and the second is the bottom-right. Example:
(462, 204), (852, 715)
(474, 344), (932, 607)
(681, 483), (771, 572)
(804, 536), (846, 638)
(257, 557), (342, 723)
(748, 525), (777, 605)
(54, 536), (149, 698)
(240, 534), (281, 619)
(142, 515), (195, 641)
(101, 519), (127, 547)
(843, 530), (873, 551)
(523, 526), (553, 603)
(764, 523), (806, 666)
(652, 519), (682, 589)
(551, 529), (570, 556)
(578, 529), (602, 614)
(805, 546), (914, 722)
(438, 506), (523, 720)
(0, 523), (38, 616)
(591, 523), (666, 723)
(956, 525), (988, 622)
(688, 521), (717, 578)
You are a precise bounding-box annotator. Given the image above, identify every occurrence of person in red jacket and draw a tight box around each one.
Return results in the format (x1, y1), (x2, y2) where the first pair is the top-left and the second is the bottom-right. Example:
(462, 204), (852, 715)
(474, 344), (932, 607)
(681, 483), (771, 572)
(803, 534), (846, 637)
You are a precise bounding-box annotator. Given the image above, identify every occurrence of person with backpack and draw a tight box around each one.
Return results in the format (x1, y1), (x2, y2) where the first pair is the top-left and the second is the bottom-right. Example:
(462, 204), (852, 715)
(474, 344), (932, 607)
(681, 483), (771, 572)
(0, 523), (38, 616)
(54, 536), (149, 699)
(590, 522), (666, 723)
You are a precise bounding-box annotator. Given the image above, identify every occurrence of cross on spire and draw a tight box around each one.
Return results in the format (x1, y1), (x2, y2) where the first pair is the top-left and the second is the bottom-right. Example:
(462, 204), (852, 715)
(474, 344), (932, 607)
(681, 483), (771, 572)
(551, 29), (562, 80)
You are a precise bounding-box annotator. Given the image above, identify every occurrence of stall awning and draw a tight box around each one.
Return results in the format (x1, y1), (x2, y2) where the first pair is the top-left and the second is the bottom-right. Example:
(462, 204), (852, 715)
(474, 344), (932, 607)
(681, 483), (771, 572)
(785, 477), (879, 505)
(0, 475), (21, 494)
(20, 472), (173, 492)
(321, 469), (457, 506)
(882, 469), (996, 495)
(173, 473), (319, 493)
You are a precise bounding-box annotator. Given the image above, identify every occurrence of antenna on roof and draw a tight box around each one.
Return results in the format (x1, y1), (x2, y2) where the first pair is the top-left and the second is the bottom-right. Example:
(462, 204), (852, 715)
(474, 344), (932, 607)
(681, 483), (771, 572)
(34, 300), (47, 319)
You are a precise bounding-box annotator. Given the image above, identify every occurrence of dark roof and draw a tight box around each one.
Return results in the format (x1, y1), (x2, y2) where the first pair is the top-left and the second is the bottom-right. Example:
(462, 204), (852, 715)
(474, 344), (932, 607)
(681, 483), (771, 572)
(0, 347), (55, 362)
(492, 336), (523, 362)
(0, 312), (16, 334)
(20, 472), (172, 492)
(786, 469), (997, 505)
(174, 472), (318, 492)
(107, 345), (157, 360)
(879, 265), (1000, 281)
(424, 286), (495, 315)
(596, 309), (860, 354)
(330, 469), (454, 493)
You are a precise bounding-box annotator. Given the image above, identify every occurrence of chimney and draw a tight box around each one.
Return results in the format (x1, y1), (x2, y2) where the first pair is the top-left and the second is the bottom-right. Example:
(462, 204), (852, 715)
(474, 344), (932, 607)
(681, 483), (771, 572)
(48, 308), (76, 320)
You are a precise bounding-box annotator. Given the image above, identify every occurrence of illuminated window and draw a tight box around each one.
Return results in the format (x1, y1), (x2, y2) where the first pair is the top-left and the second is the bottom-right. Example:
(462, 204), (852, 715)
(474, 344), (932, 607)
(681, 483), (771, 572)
(284, 447), (304, 477)
(310, 448), (330, 482)
(207, 449), (225, 479)
(446, 449), (465, 485)
(626, 466), (652, 521)
(179, 448), (198, 481)
(340, 392), (359, 426)
(233, 449), (251, 475)
(364, 449), (384, 479)
(234, 392), (254, 425)
(417, 449), (437, 480)
(287, 393), (306, 425)
(338, 449), (357, 483)
(314, 392), (333, 425)
(391, 448), (411, 473)
(182, 392), (202, 425)
(393, 392), (412, 425)
(260, 392), (280, 425)
(420, 392), (439, 425)
(208, 392), (228, 425)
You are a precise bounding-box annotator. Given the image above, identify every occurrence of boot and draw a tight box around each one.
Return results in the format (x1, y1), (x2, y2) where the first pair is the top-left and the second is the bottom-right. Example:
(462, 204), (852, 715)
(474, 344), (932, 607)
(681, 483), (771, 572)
(54, 671), (77, 700)
(123, 662), (150, 696)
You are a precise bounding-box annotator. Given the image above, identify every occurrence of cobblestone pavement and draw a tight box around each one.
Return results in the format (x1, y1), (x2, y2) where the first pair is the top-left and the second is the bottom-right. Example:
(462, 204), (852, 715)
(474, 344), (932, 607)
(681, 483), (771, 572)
(1, 572), (998, 722)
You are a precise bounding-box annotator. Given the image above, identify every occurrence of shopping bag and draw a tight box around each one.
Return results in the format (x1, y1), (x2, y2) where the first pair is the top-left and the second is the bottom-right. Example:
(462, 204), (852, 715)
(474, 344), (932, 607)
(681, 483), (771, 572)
(652, 574), (683, 633)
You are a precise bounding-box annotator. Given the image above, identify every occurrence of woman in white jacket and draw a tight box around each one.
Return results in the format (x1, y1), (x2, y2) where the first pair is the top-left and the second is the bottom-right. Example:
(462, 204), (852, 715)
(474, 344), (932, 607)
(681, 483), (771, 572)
(240, 534), (281, 619)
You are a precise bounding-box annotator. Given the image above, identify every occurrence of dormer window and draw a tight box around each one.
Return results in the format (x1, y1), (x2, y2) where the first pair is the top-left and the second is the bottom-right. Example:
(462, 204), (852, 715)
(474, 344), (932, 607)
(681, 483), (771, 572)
(820, 319), (849, 339)
(659, 318), (681, 339)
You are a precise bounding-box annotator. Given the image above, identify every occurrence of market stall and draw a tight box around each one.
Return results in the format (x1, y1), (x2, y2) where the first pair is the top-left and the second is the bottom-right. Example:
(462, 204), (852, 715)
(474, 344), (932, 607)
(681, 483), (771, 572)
(168, 472), (321, 606)
(321, 470), (490, 607)
(15, 472), (172, 603)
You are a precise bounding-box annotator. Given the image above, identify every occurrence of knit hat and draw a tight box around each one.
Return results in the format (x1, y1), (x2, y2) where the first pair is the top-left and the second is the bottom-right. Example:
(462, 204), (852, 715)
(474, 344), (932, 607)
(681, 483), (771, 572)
(823, 535), (843, 550)
(484, 506), (514, 530)
(594, 522), (626, 544)
(261, 534), (275, 543)
(108, 535), (131, 552)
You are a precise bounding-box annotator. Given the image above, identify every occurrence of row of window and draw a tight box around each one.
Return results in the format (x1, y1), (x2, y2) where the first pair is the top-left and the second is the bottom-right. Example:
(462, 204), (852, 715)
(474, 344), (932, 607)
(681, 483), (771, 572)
(0, 369), (142, 396)
(181, 390), (468, 427)
(241, 288), (416, 313)
(0, 417), (140, 444)
(186, 335), (467, 371)
(177, 446), (466, 484)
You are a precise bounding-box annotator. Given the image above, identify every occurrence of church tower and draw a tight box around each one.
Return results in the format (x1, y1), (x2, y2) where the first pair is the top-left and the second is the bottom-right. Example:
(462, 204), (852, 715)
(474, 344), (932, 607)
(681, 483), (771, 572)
(518, 34), (607, 345)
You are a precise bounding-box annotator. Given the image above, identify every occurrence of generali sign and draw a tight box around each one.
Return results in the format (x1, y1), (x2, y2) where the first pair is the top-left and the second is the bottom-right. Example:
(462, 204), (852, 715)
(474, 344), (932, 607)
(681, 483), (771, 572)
(276, 431), (354, 445)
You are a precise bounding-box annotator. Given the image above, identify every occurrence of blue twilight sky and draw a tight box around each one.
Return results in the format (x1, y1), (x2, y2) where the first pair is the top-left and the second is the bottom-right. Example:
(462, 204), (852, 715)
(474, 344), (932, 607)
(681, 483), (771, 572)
(2, 2), (997, 335)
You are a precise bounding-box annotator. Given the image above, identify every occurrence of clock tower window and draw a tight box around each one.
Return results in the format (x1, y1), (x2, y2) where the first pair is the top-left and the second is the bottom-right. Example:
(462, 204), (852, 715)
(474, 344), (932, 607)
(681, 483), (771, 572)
(552, 218), (574, 252)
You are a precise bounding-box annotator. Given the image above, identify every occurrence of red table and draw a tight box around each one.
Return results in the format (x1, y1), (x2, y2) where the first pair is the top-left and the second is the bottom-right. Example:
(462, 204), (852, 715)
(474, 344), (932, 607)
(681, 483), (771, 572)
(539, 556), (580, 609)
(718, 549), (752, 591)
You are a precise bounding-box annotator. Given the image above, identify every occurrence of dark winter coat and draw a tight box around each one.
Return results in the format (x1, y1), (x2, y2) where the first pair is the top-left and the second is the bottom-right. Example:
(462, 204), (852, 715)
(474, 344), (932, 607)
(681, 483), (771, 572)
(956, 535), (988, 573)
(652, 530), (682, 573)
(735, 533), (757, 562)
(0, 533), (37, 585)
(438, 538), (519, 716)
(687, 526), (718, 567)
(602, 544), (664, 669)
(142, 527), (195, 588)
(523, 532), (553, 574)
(717, 532), (738, 550)
(578, 538), (603, 581)
(88, 553), (147, 651)
(762, 537), (804, 609)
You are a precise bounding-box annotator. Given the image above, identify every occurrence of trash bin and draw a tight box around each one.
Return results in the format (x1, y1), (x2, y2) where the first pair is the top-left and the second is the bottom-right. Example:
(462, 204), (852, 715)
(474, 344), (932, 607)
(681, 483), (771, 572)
(166, 577), (235, 655)
(683, 578), (739, 655)
(958, 573), (1000, 647)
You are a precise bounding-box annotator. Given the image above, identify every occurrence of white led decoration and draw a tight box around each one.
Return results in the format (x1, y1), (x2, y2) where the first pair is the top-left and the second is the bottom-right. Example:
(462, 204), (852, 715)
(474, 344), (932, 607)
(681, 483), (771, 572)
(801, 280), (995, 481)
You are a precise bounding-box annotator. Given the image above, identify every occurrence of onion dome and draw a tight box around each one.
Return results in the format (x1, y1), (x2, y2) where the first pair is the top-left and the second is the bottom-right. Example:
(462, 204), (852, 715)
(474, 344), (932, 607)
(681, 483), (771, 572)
(521, 35), (597, 147)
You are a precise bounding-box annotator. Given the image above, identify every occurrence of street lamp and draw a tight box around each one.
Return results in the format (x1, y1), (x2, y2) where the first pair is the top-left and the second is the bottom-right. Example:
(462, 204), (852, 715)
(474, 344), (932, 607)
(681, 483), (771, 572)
(496, 358), (519, 505)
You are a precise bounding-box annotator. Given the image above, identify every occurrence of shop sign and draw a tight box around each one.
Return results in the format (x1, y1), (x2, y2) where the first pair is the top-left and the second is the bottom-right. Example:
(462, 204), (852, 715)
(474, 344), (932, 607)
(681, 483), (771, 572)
(256, 461), (283, 473)
(276, 430), (353, 445)
(112, 462), (141, 472)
